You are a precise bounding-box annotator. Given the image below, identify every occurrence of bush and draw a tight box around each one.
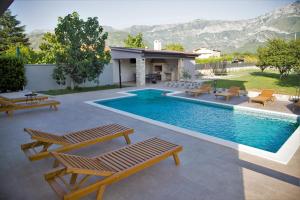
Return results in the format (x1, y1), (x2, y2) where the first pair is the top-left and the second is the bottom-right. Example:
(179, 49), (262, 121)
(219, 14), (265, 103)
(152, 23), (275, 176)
(0, 55), (26, 92)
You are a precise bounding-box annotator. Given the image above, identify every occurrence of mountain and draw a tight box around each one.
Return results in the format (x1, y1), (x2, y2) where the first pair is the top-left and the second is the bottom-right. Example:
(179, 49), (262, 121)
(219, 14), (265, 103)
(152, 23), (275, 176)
(27, 1), (300, 53)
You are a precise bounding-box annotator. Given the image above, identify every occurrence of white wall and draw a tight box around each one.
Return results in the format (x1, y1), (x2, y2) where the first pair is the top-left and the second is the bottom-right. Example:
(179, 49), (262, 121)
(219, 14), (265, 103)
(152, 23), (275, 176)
(112, 59), (136, 83)
(25, 64), (113, 91)
(182, 58), (196, 80)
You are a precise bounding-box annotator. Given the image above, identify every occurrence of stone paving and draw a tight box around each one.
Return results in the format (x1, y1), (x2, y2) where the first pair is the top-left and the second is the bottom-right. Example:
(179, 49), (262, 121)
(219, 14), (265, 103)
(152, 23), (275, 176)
(0, 85), (299, 200)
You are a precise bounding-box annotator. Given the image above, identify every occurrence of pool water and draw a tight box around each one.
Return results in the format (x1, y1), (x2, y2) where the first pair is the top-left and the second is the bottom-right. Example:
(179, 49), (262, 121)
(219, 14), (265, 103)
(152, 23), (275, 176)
(96, 89), (299, 153)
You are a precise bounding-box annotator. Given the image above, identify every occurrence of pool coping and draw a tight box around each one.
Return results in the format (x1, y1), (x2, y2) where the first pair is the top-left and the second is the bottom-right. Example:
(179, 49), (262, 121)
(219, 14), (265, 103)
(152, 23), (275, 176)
(85, 88), (300, 164)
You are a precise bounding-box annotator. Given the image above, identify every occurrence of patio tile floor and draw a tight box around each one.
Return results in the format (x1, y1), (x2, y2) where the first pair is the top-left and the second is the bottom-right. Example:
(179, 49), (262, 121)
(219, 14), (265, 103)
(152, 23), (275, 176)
(0, 85), (299, 200)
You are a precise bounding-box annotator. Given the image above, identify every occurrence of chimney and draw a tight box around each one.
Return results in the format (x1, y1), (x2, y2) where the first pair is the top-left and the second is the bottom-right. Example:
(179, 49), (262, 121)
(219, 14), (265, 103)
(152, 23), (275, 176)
(153, 40), (162, 50)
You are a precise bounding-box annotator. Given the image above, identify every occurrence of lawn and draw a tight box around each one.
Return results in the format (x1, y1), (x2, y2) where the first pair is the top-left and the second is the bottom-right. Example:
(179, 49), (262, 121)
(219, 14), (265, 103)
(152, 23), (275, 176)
(206, 69), (300, 95)
(40, 84), (128, 95)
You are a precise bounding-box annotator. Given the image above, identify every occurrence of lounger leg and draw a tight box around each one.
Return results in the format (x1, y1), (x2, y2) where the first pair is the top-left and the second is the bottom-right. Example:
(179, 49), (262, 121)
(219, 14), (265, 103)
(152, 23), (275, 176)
(53, 159), (60, 168)
(96, 185), (106, 200)
(54, 105), (58, 111)
(124, 134), (131, 144)
(172, 153), (180, 166)
(6, 111), (13, 117)
(70, 174), (78, 185)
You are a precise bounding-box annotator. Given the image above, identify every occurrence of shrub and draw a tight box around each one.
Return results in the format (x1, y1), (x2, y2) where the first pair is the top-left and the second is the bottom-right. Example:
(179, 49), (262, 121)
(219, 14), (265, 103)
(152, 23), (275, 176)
(0, 55), (26, 92)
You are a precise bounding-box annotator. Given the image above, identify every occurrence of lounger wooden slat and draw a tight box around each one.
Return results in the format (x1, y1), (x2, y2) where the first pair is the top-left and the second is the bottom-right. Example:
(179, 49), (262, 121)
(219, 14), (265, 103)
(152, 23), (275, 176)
(110, 152), (136, 166)
(21, 124), (134, 161)
(123, 147), (150, 161)
(45, 137), (183, 200)
(0, 95), (48, 103)
(0, 98), (60, 117)
(186, 84), (212, 97)
(118, 148), (148, 162)
(215, 86), (240, 101)
(0, 96), (48, 103)
(249, 89), (275, 106)
(116, 149), (141, 163)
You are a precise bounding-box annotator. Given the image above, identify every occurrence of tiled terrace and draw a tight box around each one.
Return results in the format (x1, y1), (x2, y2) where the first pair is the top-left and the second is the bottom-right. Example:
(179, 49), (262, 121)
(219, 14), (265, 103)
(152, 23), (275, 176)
(0, 85), (299, 200)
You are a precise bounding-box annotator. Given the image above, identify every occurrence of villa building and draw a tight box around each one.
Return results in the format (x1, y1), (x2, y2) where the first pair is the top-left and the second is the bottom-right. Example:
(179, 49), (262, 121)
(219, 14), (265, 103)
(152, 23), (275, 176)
(110, 47), (199, 86)
(193, 48), (221, 59)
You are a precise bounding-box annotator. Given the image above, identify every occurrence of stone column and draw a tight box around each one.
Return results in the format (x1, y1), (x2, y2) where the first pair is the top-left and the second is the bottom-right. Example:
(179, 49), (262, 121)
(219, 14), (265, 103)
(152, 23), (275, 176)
(136, 58), (146, 86)
(177, 58), (184, 81)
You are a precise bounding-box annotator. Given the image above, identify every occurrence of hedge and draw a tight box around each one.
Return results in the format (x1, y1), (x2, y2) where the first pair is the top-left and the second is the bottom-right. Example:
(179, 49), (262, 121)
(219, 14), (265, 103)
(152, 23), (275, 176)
(0, 56), (26, 92)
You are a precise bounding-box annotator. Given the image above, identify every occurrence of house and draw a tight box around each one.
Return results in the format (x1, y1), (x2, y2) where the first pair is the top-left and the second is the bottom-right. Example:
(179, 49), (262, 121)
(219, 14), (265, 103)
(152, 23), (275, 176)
(110, 47), (199, 87)
(193, 48), (221, 59)
(24, 46), (199, 91)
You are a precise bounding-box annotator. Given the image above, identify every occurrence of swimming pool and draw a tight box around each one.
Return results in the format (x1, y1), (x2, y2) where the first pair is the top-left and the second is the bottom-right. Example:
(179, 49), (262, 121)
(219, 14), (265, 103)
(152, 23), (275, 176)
(87, 89), (300, 163)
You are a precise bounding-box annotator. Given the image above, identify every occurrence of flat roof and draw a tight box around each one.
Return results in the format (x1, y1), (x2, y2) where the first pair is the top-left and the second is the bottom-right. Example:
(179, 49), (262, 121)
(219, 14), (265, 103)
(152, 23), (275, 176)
(110, 47), (199, 58)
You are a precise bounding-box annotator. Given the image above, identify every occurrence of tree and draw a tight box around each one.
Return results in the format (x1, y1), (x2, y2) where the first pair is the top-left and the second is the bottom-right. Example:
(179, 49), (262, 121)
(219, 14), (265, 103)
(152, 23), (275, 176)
(124, 33), (145, 48)
(164, 43), (185, 52)
(256, 47), (269, 72)
(38, 32), (62, 64)
(52, 12), (111, 88)
(290, 39), (300, 75)
(256, 38), (298, 78)
(3, 44), (38, 64)
(0, 10), (29, 53)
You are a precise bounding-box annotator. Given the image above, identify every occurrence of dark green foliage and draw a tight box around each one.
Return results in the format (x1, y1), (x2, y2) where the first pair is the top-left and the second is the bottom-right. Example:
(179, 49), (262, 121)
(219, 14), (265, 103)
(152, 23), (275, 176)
(0, 10), (29, 53)
(256, 38), (300, 78)
(0, 56), (26, 92)
(52, 12), (111, 88)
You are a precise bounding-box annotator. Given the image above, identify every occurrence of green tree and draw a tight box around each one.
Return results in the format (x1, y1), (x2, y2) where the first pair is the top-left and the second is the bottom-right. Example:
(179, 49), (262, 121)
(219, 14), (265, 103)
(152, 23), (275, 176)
(0, 10), (29, 53)
(37, 32), (62, 64)
(124, 33), (145, 48)
(257, 38), (299, 78)
(290, 39), (300, 75)
(256, 47), (269, 72)
(52, 12), (111, 88)
(164, 43), (185, 52)
(3, 44), (39, 64)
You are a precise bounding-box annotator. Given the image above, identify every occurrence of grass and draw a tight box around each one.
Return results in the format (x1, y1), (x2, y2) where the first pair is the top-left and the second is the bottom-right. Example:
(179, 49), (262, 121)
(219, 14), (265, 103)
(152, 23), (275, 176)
(40, 84), (128, 95)
(205, 69), (300, 95)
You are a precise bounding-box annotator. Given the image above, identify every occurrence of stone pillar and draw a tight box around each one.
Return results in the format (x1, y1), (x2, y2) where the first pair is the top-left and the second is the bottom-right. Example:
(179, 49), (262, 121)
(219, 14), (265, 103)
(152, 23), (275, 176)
(177, 58), (184, 80)
(136, 58), (146, 86)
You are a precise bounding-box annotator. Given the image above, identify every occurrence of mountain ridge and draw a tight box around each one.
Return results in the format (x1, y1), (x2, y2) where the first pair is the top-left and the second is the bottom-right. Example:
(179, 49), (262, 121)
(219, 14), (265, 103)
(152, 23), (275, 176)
(28, 1), (300, 53)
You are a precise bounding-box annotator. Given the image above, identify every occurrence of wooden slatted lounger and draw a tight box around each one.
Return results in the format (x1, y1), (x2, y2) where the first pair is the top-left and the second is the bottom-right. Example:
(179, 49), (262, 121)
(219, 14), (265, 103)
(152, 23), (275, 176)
(45, 137), (183, 200)
(249, 89), (275, 106)
(186, 84), (211, 97)
(0, 98), (60, 117)
(0, 95), (48, 103)
(215, 86), (240, 101)
(21, 124), (134, 161)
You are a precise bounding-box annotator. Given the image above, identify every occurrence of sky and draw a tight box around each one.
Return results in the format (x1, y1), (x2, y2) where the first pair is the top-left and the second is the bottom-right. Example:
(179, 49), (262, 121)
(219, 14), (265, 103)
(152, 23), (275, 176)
(9, 0), (295, 33)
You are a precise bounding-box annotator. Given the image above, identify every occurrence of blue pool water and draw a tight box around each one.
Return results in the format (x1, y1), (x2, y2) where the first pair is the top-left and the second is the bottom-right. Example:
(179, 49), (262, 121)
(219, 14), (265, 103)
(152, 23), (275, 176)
(96, 89), (299, 153)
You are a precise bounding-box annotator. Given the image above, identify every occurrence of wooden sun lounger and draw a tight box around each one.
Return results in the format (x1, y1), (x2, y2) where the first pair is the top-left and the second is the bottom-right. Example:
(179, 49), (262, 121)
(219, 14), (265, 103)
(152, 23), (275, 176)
(44, 137), (182, 200)
(21, 124), (134, 161)
(249, 89), (275, 106)
(215, 86), (240, 101)
(0, 95), (48, 103)
(0, 98), (60, 117)
(186, 84), (211, 97)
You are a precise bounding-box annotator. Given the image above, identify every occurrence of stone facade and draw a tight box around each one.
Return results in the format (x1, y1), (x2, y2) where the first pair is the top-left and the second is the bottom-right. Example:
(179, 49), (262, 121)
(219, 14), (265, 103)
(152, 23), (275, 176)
(136, 58), (146, 86)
